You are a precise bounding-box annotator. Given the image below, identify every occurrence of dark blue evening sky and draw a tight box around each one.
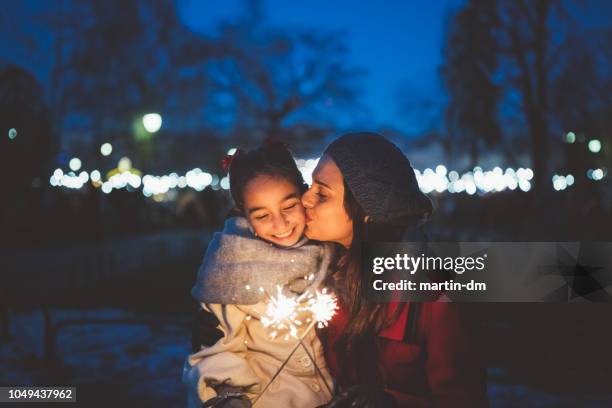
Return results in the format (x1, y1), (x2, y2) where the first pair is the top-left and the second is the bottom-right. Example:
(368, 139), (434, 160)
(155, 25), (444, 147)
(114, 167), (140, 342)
(2, 0), (610, 137)
(178, 0), (465, 134)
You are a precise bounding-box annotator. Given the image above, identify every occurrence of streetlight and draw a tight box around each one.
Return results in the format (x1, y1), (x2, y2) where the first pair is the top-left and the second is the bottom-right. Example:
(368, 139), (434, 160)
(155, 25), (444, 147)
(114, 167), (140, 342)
(142, 113), (162, 133)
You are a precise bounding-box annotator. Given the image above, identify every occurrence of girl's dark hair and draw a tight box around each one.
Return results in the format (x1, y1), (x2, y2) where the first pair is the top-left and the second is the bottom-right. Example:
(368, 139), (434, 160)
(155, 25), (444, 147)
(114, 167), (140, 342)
(332, 180), (428, 386)
(228, 141), (307, 210)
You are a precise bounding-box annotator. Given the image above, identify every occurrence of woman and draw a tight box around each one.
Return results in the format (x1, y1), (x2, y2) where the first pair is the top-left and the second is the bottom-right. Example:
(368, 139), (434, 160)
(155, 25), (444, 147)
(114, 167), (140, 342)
(302, 132), (488, 408)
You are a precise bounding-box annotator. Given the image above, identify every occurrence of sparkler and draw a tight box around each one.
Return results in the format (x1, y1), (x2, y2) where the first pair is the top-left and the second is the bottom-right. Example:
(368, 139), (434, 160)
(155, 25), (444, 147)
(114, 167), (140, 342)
(306, 288), (338, 328)
(250, 284), (338, 406)
(260, 286), (303, 340)
(253, 285), (338, 340)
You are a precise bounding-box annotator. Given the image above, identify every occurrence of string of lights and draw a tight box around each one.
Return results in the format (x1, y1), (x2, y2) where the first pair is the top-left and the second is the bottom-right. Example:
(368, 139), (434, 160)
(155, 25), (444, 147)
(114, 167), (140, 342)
(47, 157), (607, 198)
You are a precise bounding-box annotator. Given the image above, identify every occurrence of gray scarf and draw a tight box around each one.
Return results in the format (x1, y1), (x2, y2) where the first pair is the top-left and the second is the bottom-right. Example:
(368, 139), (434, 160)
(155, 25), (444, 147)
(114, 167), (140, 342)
(192, 217), (334, 305)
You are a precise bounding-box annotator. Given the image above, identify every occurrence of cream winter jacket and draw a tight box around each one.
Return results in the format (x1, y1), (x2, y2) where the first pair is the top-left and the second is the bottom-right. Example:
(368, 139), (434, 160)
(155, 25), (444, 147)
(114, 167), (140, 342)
(183, 217), (334, 407)
(183, 302), (333, 407)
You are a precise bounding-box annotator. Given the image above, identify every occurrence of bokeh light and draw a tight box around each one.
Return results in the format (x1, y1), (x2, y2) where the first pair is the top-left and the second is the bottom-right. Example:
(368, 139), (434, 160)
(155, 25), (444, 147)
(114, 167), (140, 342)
(91, 170), (101, 182)
(592, 168), (604, 181)
(100, 142), (113, 156)
(142, 113), (162, 133)
(588, 139), (601, 153)
(220, 176), (230, 190)
(118, 157), (132, 172)
(48, 158), (591, 198)
(69, 158), (82, 172)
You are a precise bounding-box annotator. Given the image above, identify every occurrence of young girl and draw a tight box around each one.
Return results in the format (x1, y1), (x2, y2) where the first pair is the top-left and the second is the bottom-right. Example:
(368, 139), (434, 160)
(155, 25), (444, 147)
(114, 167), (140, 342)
(183, 142), (334, 408)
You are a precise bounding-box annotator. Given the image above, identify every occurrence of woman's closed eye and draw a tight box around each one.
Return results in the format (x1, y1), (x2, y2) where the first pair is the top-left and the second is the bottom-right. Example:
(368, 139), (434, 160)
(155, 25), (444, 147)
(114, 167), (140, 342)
(254, 213), (269, 220)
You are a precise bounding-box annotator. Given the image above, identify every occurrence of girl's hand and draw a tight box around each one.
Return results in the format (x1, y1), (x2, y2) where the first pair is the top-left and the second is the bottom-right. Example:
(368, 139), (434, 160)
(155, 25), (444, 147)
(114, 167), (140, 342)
(202, 386), (251, 408)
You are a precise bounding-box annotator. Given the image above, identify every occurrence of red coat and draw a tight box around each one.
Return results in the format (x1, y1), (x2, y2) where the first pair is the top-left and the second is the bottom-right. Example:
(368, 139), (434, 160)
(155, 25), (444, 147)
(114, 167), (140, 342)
(322, 301), (489, 408)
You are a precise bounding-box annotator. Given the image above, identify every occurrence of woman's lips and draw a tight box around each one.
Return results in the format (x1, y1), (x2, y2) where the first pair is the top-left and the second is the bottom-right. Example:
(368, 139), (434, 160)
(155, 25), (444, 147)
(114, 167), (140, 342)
(305, 214), (313, 223)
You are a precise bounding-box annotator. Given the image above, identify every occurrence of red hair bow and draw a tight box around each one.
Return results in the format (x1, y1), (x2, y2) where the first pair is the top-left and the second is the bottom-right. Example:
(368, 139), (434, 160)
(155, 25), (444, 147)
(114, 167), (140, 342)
(222, 149), (241, 172)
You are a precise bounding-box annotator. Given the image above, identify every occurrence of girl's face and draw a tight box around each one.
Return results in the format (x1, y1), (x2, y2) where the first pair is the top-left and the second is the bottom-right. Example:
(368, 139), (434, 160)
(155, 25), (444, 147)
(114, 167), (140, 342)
(242, 175), (306, 247)
(301, 155), (353, 247)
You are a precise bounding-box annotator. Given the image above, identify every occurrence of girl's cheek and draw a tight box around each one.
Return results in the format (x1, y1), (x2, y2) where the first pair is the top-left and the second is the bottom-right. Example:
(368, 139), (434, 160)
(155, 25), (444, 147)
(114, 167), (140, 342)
(293, 209), (306, 224)
(250, 220), (266, 236)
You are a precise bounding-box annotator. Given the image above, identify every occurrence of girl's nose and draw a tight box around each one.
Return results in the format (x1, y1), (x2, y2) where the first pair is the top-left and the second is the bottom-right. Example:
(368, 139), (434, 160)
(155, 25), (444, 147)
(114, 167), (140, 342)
(273, 213), (289, 229)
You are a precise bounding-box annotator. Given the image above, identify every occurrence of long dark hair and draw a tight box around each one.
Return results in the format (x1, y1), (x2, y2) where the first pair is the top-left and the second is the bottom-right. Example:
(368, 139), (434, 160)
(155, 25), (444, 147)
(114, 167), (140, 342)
(332, 181), (431, 386)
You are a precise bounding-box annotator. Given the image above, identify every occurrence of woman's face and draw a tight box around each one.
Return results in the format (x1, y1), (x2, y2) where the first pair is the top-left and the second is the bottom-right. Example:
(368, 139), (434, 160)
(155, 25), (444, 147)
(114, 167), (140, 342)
(242, 175), (306, 247)
(301, 155), (353, 247)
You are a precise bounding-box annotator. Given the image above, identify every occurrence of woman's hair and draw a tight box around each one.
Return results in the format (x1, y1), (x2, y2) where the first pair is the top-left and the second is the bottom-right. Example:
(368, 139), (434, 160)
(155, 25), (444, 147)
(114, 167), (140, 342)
(228, 141), (307, 210)
(331, 180), (430, 386)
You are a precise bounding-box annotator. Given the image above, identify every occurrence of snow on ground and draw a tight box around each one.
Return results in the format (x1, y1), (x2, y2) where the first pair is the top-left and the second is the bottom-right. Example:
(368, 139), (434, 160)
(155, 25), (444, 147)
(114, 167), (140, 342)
(1, 308), (191, 407)
(2, 308), (612, 407)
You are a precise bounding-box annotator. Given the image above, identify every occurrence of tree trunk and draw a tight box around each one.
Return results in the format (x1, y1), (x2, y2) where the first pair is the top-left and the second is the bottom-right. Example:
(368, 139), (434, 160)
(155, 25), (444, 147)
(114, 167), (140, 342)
(0, 301), (8, 340)
(529, 111), (549, 194)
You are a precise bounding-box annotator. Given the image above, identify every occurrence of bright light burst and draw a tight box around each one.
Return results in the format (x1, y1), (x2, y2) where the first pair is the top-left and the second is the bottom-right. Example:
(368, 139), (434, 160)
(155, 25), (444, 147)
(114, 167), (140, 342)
(252, 285), (338, 405)
(260, 286), (302, 339)
(306, 288), (339, 328)
(259, 285), (338, 340)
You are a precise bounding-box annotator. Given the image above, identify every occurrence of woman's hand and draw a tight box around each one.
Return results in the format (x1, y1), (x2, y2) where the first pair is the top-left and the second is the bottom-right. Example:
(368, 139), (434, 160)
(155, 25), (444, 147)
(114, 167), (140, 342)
(318, 385), (398, 408)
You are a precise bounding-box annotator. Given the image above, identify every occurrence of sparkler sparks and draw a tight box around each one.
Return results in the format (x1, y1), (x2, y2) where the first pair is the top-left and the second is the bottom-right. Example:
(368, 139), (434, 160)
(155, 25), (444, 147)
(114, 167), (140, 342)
(259, 285), (338, 339)
(260, 286), (303, 339)
(252, 284), (338, 405)
(307, 288), (338, 328)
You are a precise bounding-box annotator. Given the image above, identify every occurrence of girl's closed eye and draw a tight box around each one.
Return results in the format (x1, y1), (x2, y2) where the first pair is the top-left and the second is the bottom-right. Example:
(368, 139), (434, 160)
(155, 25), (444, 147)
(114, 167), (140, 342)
(255, 213), (269, 220)
(283, 198), (302, 211)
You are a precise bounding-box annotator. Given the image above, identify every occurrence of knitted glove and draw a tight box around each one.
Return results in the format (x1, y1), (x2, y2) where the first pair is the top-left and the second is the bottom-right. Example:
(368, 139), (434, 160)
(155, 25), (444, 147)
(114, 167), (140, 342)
(202, 386), (251, 408)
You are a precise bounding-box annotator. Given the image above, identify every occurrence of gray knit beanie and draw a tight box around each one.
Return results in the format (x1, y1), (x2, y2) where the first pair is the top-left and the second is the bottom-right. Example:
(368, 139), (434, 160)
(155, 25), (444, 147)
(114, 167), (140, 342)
(324, 132), (432, 225)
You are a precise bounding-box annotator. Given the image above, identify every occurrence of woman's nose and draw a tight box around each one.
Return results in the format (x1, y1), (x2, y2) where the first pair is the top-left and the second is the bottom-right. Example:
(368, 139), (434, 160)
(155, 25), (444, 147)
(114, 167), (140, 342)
(301, 189), (314, 208)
